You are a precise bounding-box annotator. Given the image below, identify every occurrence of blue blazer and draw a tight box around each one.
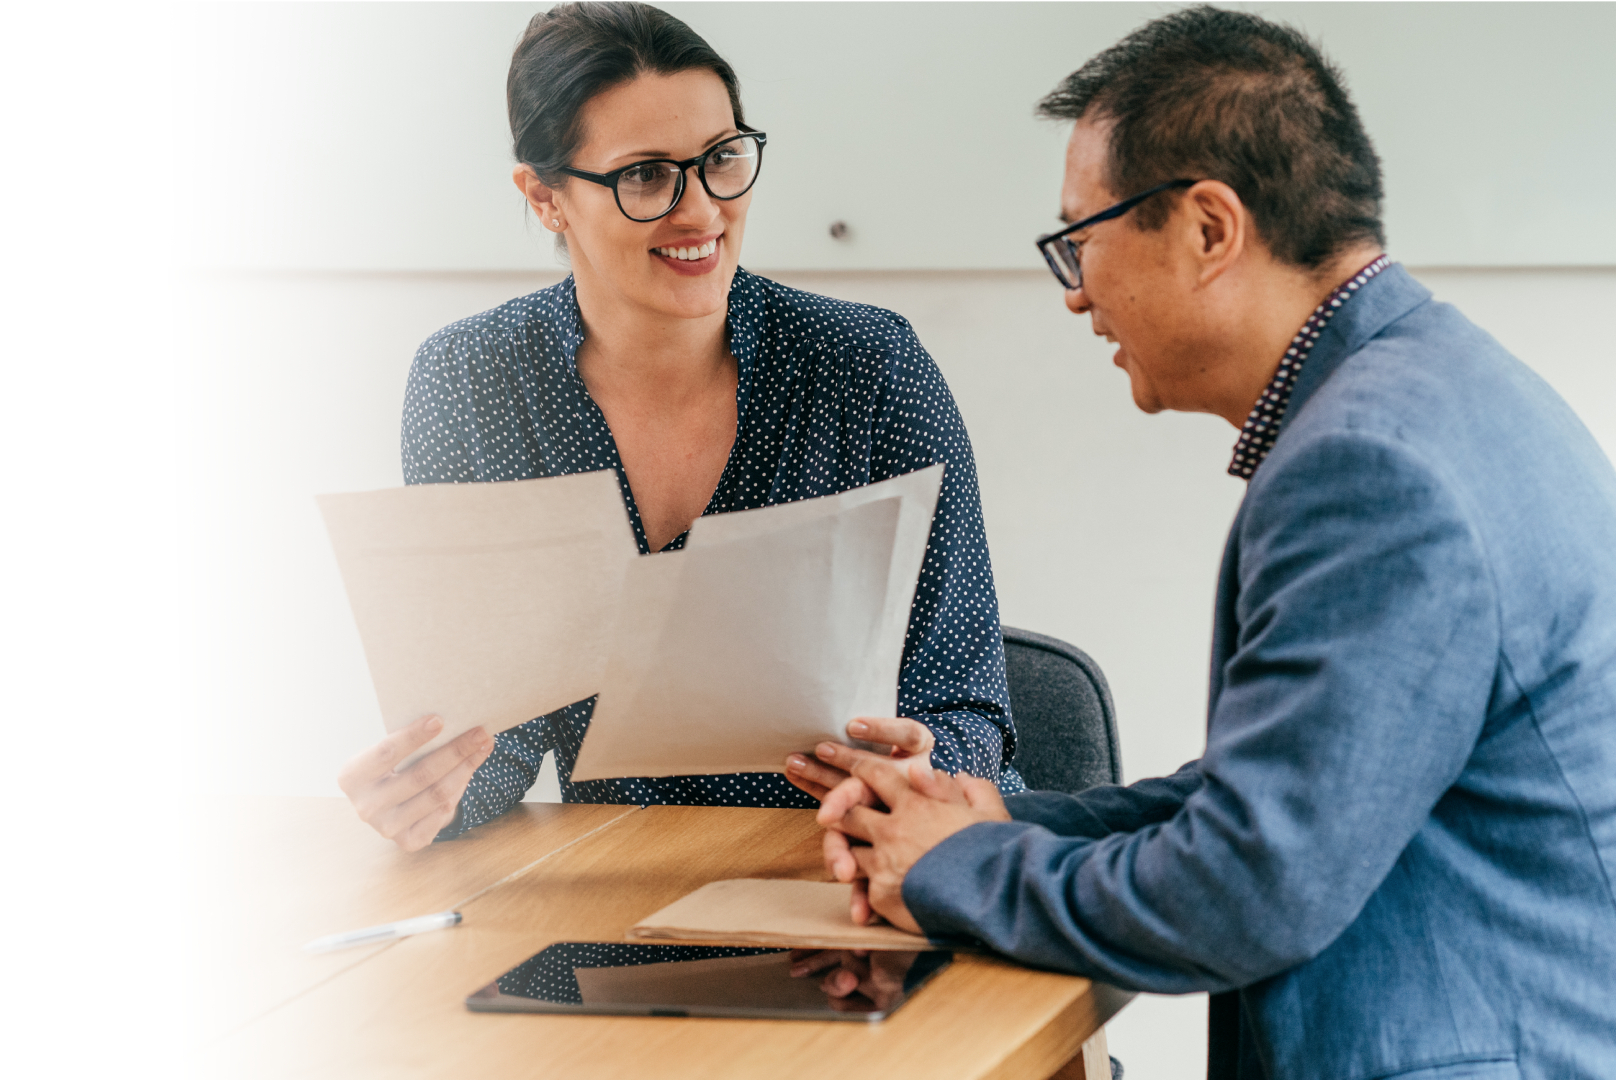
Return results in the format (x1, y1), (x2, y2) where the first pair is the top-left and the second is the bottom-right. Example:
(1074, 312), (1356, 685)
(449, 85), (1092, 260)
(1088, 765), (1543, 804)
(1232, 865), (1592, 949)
(904, 266), (1616, 1080)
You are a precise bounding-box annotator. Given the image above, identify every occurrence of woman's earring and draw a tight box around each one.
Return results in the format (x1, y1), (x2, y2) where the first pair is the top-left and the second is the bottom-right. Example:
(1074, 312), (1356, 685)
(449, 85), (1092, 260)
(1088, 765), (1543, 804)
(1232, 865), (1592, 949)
(552, 219), (562, 229)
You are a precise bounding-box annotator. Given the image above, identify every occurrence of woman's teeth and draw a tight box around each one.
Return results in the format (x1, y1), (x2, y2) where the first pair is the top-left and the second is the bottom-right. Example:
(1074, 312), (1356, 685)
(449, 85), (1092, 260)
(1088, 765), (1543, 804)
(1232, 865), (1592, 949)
(654, 239), (718, 261)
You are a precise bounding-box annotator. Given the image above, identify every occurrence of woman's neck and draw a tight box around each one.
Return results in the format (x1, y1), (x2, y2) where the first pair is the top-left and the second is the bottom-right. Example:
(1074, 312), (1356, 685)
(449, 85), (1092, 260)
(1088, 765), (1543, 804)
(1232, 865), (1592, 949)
(572, 272), (734, 405)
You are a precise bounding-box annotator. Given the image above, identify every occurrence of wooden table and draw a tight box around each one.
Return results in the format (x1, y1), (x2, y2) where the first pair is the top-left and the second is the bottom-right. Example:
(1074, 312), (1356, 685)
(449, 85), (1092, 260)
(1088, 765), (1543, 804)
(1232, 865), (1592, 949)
(196, 799), (1132, 1079)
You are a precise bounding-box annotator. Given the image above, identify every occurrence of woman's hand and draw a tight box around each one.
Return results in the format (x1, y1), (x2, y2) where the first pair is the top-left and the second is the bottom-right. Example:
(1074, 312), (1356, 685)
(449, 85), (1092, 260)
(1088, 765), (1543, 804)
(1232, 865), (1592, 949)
(783, 716), (936, 801)
(337, 715), (494, 853)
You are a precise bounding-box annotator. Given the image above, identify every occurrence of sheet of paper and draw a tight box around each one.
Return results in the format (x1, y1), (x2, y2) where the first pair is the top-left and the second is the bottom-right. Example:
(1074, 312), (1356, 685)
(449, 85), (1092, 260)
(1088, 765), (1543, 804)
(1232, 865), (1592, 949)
(686, 463), (944, 723)
(627, 879), (943, 950)
(572, 495), (903, 780)
(317, 471), (636, 766)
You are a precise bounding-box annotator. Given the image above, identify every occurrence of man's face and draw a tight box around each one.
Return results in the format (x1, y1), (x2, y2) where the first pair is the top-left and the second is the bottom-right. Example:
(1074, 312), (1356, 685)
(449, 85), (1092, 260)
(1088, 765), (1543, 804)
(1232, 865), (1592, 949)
(1060, 120), (1198, 414)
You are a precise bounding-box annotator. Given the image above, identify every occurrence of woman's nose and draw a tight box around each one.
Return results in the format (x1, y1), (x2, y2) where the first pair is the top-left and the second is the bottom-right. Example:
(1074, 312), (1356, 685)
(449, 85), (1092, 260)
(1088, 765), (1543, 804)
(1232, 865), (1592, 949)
(1063, 286), (1090, 315)
(668, 166), (720, 223)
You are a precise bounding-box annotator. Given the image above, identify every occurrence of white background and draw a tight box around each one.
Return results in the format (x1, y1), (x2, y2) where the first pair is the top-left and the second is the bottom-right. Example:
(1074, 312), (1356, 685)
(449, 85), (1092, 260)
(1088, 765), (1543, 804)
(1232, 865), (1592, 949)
(10, 3), (1612, 1079)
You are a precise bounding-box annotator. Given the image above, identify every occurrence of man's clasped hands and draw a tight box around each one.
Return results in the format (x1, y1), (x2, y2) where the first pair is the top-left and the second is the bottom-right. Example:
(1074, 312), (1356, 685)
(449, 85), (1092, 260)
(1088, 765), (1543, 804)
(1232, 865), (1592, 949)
(784, 717), (1011, 934)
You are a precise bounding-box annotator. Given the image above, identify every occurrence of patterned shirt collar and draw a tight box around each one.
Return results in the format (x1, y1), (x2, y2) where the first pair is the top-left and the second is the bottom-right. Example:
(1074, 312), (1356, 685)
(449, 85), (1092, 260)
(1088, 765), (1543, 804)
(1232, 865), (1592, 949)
(1228, 255), (1394, 480)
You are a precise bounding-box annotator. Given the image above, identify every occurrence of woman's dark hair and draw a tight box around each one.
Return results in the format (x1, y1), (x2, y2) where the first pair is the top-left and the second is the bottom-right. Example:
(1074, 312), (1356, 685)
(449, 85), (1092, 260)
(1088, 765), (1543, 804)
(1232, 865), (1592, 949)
(1038, 5), (1384, 270)
(508, 2), (745, 185)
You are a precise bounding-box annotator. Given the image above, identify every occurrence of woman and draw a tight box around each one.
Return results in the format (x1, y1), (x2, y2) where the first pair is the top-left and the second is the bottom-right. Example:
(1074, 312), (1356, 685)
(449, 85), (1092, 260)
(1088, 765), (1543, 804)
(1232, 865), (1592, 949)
(339, 2), (1021, 852)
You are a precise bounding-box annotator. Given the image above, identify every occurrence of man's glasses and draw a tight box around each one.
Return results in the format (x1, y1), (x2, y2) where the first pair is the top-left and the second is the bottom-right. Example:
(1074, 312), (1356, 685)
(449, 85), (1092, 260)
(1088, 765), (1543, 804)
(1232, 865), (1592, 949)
(558, 131), (768, 223)
(1035, 179), (1198, 290)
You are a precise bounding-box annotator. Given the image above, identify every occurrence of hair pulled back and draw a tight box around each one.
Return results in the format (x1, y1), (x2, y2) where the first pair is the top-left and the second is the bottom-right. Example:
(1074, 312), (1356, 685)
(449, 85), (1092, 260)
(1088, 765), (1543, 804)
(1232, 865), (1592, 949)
(508, 2), (745, 185)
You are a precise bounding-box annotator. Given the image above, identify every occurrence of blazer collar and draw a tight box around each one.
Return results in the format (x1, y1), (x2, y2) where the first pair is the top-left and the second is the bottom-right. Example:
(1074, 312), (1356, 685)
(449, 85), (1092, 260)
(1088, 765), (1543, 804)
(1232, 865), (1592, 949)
(1283, 262), (1431, 424)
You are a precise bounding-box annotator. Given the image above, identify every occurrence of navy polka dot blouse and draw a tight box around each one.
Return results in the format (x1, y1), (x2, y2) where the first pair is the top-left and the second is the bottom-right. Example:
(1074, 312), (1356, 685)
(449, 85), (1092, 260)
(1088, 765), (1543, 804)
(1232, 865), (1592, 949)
(402, 268), (1022, 838)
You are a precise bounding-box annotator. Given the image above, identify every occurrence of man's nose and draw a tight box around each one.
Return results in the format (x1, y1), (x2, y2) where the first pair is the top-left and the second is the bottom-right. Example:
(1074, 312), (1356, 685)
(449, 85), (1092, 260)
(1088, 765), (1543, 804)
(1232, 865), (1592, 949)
(1063, 286), (1090, 315)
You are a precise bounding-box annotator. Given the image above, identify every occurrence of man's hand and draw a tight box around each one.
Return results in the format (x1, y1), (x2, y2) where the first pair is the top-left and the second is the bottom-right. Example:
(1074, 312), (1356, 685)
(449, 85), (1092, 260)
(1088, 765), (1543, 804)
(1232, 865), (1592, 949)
(337, 715), (494, 853)
(814, 744), (1010, 933)
(783, 716), (935, 801)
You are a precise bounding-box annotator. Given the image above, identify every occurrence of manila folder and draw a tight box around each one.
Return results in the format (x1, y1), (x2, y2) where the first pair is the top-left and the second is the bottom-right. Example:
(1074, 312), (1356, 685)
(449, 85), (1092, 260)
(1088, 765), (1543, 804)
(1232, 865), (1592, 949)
(628, 878), (944, 950)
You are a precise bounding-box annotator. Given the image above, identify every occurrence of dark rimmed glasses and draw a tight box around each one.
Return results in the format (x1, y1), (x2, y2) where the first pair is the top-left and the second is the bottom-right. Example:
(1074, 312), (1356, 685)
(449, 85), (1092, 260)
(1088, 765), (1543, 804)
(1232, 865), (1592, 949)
(557, 131), (768, 223)
(1036, 178), (1198, 290)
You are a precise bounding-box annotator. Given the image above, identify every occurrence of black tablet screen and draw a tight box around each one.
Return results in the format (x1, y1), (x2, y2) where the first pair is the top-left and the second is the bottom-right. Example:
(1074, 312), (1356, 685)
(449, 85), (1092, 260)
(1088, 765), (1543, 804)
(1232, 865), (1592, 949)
(466, 942), (952, 1022)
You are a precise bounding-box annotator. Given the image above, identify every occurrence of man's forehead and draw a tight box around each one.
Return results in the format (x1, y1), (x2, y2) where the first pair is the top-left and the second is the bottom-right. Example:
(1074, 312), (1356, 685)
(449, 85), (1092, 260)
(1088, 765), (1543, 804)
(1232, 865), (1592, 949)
(1060, 119), (1115, 223)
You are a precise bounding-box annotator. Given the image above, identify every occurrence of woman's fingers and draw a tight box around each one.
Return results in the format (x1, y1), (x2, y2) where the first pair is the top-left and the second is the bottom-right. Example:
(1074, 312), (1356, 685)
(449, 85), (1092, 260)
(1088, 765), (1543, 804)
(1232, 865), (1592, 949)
(339, 714), (445, 794)
(846, 716), (935, 759)
(784, 753), (848, 800)
(358, 727), (492, 819)
(372, 739), (492, 847)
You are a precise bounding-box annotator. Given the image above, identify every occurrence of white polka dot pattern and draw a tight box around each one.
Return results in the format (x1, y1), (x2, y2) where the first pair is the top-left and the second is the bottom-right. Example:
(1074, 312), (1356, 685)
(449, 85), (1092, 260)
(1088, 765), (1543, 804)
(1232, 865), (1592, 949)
(401, 268), (1023, 838)
(495, 943), (777, 1004)
(1229, 256), (1394, 479)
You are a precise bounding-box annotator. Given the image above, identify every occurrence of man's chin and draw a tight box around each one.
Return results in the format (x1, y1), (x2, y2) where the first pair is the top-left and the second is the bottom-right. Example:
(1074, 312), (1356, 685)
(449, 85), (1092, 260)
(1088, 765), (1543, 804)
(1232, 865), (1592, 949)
(1127, 380), (1165, 414)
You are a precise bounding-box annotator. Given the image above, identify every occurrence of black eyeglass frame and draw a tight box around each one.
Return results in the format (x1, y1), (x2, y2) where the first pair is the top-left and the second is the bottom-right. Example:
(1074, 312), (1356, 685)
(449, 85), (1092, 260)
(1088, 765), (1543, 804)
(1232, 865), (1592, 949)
(1036, 178), (1198, 290)
(556, 130), (769, 223)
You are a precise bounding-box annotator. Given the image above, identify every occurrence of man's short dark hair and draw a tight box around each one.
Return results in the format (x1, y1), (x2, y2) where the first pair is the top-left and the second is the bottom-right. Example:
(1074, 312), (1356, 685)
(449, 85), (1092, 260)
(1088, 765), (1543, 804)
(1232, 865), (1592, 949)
(1039, 5), (1385, 270)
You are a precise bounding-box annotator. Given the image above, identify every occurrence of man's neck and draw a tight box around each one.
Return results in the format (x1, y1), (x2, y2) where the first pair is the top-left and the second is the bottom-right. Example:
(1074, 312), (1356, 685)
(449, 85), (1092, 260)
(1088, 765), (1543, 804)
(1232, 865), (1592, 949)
(1211, 244), (1385, 428)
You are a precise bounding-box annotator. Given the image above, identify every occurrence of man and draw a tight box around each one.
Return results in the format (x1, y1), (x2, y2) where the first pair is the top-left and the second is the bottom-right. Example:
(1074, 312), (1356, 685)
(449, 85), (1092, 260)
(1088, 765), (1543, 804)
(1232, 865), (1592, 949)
(798, 8), (1616, 1079)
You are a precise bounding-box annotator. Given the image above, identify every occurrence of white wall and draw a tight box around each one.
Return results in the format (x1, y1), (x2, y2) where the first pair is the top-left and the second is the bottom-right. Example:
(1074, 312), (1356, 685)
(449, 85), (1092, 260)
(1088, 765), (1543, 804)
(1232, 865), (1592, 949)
(183, 263), (1615, 1079)
(180, 2), (1616, 271)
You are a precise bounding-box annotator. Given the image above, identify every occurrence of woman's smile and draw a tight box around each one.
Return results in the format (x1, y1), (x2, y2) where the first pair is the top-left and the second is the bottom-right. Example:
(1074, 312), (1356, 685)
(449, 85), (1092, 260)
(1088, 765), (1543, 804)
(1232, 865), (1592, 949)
(651, 233), (722, 275)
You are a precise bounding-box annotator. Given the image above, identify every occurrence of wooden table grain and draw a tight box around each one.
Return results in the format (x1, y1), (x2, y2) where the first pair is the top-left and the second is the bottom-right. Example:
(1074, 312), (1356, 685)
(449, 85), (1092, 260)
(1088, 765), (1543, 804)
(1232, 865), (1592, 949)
(190, 797), (640, 1034)
(200, 800), (1131, 1079)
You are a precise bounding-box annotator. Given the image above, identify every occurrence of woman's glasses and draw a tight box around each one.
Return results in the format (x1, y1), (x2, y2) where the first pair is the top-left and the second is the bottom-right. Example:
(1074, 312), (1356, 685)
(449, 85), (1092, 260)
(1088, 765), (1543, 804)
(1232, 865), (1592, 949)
(558, 131), (768, 223)
(1035, 179), (1197, 290)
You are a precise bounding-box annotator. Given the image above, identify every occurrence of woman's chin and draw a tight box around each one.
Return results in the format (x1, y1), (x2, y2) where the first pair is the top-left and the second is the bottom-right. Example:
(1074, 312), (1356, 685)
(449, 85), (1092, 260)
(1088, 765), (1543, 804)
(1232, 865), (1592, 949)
(640, 265), (734, 320)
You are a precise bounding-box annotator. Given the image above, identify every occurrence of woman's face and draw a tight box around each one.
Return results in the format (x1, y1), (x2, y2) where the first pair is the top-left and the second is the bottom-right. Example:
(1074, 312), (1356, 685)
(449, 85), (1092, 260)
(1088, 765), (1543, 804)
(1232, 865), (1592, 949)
(539, 69), (751, 322)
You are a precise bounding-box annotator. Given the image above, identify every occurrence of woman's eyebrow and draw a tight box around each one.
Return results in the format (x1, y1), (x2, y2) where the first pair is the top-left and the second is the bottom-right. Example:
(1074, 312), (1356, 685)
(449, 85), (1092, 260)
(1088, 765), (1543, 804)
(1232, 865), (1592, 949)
(611, 129), (742, 164)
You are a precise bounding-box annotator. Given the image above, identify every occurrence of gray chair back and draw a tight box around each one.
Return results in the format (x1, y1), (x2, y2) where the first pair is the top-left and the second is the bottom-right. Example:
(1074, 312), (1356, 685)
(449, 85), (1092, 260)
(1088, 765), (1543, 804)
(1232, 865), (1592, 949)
(1003, 626), (1122, 793)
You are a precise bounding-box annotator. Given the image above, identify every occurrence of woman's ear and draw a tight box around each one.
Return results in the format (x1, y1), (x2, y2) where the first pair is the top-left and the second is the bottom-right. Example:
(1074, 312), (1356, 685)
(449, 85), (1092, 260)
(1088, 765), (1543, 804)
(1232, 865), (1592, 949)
(512, 164), (566, 231)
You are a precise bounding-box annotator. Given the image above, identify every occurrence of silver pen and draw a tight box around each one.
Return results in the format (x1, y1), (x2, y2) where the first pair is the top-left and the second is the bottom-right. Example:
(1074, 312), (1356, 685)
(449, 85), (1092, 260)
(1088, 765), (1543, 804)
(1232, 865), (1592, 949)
(301, 910), (463, 954)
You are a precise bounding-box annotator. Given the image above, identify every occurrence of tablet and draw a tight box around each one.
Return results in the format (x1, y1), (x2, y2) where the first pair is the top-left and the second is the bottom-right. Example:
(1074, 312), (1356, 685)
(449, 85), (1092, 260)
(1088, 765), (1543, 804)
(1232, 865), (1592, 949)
(466, 942), (953, 1022)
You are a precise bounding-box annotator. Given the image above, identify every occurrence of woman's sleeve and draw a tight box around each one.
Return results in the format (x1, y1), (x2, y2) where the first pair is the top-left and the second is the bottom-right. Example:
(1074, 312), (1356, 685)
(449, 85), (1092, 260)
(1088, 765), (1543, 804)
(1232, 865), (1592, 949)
(435, 712), (562, 840)
(870, 319), (1015, 783)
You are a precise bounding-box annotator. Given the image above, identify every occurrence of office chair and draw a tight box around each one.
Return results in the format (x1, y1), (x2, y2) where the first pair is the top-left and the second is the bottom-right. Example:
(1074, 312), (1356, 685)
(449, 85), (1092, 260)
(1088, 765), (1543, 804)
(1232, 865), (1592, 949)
(1002, 626), (1122, 793)
(1001, 626), (1125, 1080)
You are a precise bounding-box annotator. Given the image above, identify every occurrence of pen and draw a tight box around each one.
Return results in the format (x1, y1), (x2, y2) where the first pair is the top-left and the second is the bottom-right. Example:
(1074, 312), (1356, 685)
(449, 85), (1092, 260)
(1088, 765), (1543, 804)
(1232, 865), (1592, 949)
(301, 910), (463, 954)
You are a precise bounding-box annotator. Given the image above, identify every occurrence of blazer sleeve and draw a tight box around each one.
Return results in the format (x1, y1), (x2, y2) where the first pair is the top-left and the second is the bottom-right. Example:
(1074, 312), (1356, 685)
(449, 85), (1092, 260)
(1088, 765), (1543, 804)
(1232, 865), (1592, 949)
(1001, 764), (1205, 838)
(870, 319), (1014, 783)
(903, 431), (1499, 992)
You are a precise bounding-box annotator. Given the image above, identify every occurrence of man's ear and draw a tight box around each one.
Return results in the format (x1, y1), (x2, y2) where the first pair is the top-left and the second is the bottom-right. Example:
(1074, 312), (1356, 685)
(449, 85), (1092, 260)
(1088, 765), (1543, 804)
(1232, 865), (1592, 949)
(1180, 180), (1247, 285)
(512, 164), (566, 232)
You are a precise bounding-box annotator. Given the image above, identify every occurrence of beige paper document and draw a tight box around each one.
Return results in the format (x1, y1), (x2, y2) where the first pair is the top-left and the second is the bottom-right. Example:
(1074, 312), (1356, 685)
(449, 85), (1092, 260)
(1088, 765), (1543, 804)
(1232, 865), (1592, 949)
(627, 879), (942, 950)
(320, 465), (942, 776)
(317, 471), (636, 766)
(686, 463), (944, 727)
(571, 465), (944, 781)
(572, 497), (901, 780)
